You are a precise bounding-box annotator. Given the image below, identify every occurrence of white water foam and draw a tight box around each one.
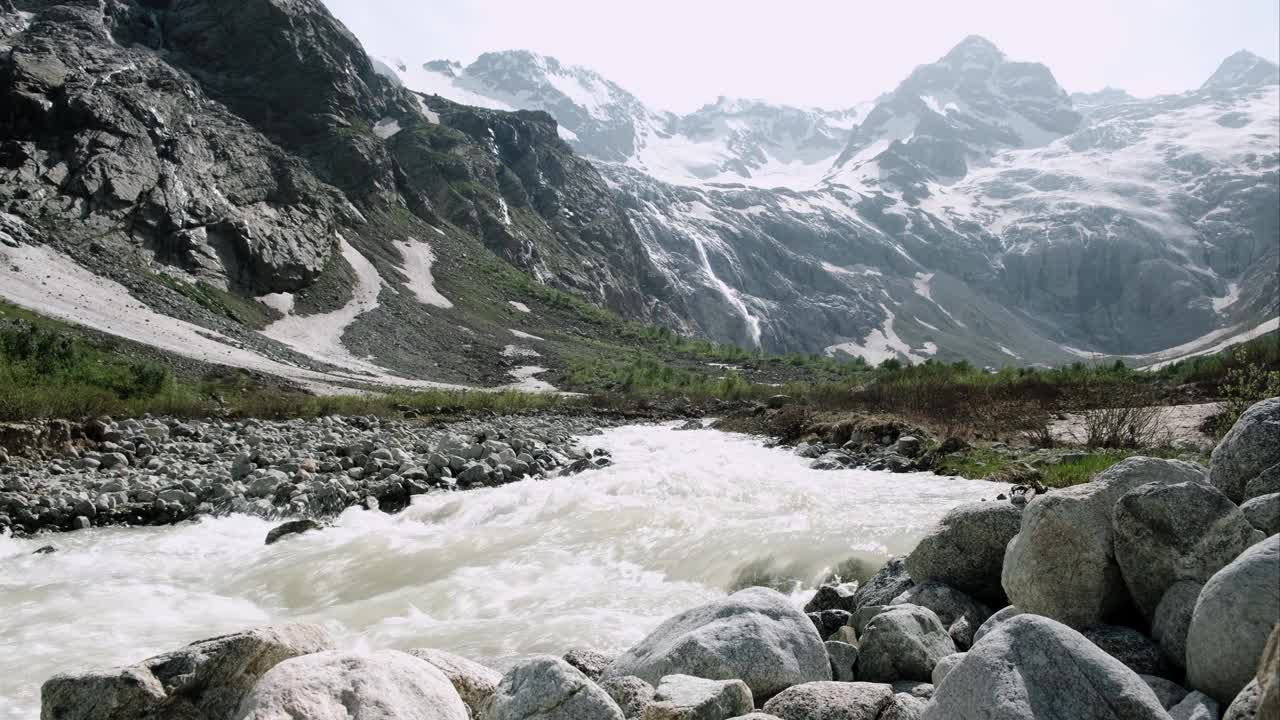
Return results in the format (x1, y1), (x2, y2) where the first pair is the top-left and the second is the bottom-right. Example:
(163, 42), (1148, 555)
(0, 424), (996, 717)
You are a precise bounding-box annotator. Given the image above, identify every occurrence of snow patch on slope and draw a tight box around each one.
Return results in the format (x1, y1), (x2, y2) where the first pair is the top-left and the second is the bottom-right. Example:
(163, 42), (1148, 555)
(393, 237), (453, 309)
(824, 305), (934, 365)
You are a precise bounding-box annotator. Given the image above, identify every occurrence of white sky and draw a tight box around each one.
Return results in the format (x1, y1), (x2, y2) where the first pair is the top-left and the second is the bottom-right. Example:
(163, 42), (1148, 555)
(324, 0), (1280, 113)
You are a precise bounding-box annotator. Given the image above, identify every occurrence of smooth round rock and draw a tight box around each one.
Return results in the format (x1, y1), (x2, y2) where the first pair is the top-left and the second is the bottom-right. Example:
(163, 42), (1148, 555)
(906, 502), (1023, 607)
(1211, 398), (1280, 503)
(761, 681), (895, 720)
(1240, 492), (1280, 536)
(486, 656), (624, 720)
(1186, 535), (1280, 705)
(857, 605), (957, 683)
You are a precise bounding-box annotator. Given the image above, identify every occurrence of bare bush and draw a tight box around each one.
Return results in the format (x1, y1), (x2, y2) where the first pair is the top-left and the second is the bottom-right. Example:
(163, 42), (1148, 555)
(1083, 402), (1168, 449)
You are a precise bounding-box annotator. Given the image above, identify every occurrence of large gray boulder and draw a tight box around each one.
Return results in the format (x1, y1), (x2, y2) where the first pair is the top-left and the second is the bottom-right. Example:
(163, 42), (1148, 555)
(41, 624), (333, 720)
(484, 656), (624, 720)
(235, 649), (469, 720)
(1186, 535), (1280, 705)
(605, 588), (830, 701)
(922, 615), (1169, 719)
(1152, 581), (1203, 671)
(642, 675), (754, 720)
(760, 681), (895, 720)
(1169, 692), (1220, 720)
(407, 648), (503, 718)
(1241, 492), (1280, 536)
(930, 654), (965, 687)
(858, 605), (957, 683)
(1113, 480), (1264, 619)
(851, 558), (914, 610)
(881, 693), (929, 720)
(1141, 675), (1191, 710)
(1080, 626), (1165, 677)
(906, 502), (1023, 607)
(971, 606), (1023, 646)
(1002, 457), (1207, 627)
(890, 582), (991, 650)
(1211, 398), (1280, 503)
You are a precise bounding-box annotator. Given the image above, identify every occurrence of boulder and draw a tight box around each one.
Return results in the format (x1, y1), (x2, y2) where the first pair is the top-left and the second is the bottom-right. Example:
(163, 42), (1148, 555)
(564, 648), (614, 680)
(851, 558), (914, 610)
(1153, 581), (1202, 671)
(41, 624), (333, 720)
(1081, 625), (1165, 676)
(235, 649), (468, 720)
(1113, 480), (1263, 619)
(891, 682), (934, 700)
(824, 641), (858, 682)
(1244, 463), (1280, 502)
(1169, 692), (1221, 720)
(1211, 398), (1280, 503)
(1224, 680), (1262, 720)
(264, 519), (322, 545)
(971, 606), (1022, 646)
(852, 606), (887, 636)
(905, 502), (1023, 606)
(1141, 675), (1191, 710)
(808, 610), (852, 640)
(881, 693), (929, 720)
(1258, 625), (1280, 720)
(1241, 493), (1280, 536)
(484, 656), (624, 720)
(922, 615), (1168, 720)
(727, 715), (782, 720)
(1002, 457), (1208, 628)
(890, 582), (991, 650)
(1186, 536), (1280, 705)
(599, 676), (655, 720)
(760, 681), (895, 720)
(930, 654), (965, 687)
(407, 648), (502, 717)
(857, 605), (957, 683)
(605, 587), (830, 701)
(642, 675), (754, 720)
(805, 583), (858, 614)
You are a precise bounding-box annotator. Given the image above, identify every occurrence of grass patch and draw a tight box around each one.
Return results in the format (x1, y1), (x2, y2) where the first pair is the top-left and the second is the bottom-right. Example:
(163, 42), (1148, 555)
(152, 274), (280, 329)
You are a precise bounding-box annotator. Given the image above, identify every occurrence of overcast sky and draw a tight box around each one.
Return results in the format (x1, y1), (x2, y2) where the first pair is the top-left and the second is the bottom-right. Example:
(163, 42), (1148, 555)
(323, 0), (1280, 113)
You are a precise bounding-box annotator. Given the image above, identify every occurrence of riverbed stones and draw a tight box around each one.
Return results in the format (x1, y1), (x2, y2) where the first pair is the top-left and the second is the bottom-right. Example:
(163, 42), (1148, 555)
(642, 675), (754, 720)
(1211, 398), (1280, 503)
(484, 656), (624, 720)
(890, 581), (991, 650)
(1241, 492), (1280, 536)
(41, 623), (334, 720)
(599, 675), (656, 719)
(236, 649), (468, 720)
(857, 604), (956, 683)
(1153, 581), (1202, 670)
(851, 558), (913, 610)
(1001, 456), (1208, 628)
(905, 502), (1022, 607)
(808, 609), (852, 640)
(824, 641), (859, 682)
(407, 648), (502, 717)
(1113, 480), (1263, 619)
(564, 648), (614, 680)
(1186, 535), (1280, 705)
(605, 587), (830, 701)
(922, 615), (1168, 720)
(760, 681), (895, 720)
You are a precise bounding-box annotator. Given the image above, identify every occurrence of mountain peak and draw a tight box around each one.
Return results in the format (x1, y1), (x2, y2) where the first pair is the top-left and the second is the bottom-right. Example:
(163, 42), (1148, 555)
(1201, 49), (1280, 91)
(940, 35), (1006, 69)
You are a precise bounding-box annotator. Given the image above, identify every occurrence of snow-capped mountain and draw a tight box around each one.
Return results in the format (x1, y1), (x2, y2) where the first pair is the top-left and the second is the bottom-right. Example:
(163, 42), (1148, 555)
(389, 38), (1278, 366)
(392, 50), (871, 190)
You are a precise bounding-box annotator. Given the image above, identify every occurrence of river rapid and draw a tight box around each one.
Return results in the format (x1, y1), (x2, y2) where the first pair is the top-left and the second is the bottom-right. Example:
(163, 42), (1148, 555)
(0, 422), (998, 718)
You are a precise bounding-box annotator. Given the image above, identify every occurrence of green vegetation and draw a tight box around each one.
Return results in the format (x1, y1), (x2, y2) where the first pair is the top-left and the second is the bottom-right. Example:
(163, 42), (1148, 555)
(153, 274), (280, 329)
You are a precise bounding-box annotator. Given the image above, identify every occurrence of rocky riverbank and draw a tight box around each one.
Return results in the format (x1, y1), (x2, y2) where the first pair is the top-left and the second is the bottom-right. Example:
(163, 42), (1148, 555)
(0, 413), (624, 537)
(34, 397), (1280, 719)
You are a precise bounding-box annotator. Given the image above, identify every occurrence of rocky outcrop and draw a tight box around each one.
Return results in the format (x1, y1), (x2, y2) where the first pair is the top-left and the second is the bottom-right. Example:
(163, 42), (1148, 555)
(40, 624), (333, 720)
(236, 649), (469, 720)
(605, 587), (830, 701)
(1186, 535), (1280, 705)
(1001, 457), (1208, 627)
(922, 615), (1168, 719)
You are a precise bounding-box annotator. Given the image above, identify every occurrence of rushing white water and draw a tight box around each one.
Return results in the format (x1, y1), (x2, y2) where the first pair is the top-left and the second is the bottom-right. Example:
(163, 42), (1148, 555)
(0, 424), (997, 718)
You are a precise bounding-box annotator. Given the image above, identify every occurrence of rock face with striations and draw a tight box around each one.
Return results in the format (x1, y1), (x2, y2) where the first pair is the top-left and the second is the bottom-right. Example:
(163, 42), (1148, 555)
(1001, 457), (1208, 627)
(605, 587), (830, 701)
(40, 624), (334, 720)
